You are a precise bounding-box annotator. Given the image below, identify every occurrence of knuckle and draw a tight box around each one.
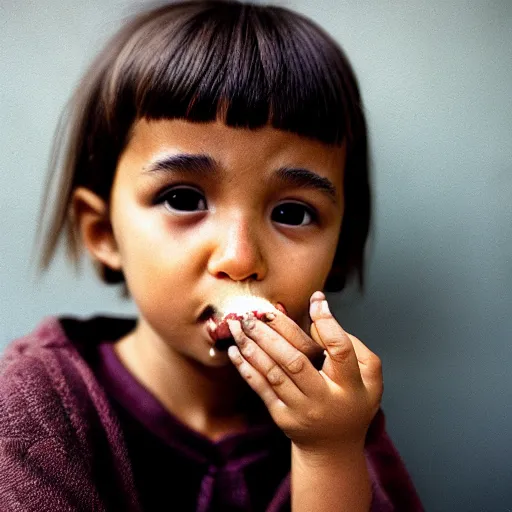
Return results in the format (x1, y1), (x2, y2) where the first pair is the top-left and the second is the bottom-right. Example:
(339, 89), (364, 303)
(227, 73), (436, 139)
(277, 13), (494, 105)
(368, 353), (383, 373)
(285, 353), (307, 375)
(240, 340), (255, 358)
(266, 364), (285, 386)
(234, 332), (247, 347)
(303, 407), (322, 425)
(324, 337), (352, 360)
(240, 363), (253, 381)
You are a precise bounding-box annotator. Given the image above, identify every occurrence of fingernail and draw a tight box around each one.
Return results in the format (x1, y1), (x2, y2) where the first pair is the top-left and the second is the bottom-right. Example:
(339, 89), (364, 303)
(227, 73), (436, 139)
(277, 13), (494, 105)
(310, 291), (326, 303)
(226, 318), (239, 334)
(310, 297), (331, 317)
(262, 311), (276, 322)
(228, 345), (241, 362)
(242, 313), (255, 330)
(320, 300), (331, 315)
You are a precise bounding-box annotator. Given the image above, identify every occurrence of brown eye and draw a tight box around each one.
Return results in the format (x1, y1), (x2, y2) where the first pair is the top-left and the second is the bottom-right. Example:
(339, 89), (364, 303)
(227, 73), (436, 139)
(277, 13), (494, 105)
(271, 202), (316, 226)
(157, 186), (207, 212)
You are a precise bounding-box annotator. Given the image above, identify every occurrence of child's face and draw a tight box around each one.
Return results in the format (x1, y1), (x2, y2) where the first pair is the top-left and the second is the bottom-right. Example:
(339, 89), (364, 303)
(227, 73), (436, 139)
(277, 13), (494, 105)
(107, 118), (345, 366)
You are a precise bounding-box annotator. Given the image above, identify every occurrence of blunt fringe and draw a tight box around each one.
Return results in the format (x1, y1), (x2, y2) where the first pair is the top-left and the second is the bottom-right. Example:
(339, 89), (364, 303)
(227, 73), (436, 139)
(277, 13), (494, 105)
(35, 0), (371, 293)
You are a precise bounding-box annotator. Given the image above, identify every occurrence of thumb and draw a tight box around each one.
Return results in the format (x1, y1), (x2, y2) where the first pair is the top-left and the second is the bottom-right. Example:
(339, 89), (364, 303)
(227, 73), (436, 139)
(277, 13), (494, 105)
(310, 320), (326, 351)
(309, 291), (363, 386)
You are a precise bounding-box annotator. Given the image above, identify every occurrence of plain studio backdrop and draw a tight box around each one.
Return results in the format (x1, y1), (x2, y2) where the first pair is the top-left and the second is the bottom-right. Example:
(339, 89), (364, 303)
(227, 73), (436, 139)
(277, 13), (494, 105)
(1, 1), (511, 510)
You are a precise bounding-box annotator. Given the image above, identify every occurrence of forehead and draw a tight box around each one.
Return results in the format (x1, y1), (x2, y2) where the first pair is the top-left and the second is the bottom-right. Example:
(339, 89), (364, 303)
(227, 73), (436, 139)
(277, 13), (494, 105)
(119, 118), (345, 193)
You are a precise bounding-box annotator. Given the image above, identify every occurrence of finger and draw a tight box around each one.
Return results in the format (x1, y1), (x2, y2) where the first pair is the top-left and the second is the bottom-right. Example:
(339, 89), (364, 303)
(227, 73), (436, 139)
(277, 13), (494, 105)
(310, 294), (381, 383)
(309, 292), (363, 387)
(261, 307), (324, 361)
(227, 319), (311, 404)
(310, 321), (326, 351)
(345, 332), (384, 404)
(233, 315), (324, 397)
(226, 344), (281, 411)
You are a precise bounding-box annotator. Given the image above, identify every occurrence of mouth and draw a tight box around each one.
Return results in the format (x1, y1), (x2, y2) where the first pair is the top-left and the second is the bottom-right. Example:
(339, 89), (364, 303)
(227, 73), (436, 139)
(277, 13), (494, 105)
(204, 310), (253, 351)
(200, 296), (287, 352)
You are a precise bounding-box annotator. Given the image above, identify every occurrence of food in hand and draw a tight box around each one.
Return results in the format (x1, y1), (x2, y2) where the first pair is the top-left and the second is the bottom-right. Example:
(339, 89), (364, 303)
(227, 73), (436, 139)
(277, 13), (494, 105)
(206, 295), (287, 350)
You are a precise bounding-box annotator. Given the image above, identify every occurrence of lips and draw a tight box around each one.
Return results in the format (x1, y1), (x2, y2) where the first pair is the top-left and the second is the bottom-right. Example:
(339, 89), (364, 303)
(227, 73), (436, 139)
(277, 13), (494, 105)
(204, 301), (288, 349)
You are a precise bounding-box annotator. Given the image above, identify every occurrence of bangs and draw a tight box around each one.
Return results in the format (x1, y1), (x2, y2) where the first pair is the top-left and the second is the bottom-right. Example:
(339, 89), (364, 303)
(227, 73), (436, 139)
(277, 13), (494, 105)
(37, 1), (370, 294)
(106, 2), (361, 145)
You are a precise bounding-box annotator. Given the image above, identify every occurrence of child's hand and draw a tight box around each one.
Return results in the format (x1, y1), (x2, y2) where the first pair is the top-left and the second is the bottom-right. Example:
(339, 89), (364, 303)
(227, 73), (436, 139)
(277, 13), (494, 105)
(226, 291), (383, 456)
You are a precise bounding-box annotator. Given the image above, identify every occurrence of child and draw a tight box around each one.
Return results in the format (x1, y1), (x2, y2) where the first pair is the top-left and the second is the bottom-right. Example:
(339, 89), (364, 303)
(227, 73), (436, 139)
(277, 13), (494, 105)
(0, 1), (423, 510)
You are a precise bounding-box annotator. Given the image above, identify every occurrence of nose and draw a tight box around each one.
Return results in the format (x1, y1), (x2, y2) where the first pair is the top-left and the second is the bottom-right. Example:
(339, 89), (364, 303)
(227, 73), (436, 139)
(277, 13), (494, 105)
(206, 214), (267, 283)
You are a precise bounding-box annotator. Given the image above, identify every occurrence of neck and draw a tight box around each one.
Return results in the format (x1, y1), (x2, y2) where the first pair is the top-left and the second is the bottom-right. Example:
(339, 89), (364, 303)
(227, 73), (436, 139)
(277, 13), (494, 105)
(113, 320), (260, 439)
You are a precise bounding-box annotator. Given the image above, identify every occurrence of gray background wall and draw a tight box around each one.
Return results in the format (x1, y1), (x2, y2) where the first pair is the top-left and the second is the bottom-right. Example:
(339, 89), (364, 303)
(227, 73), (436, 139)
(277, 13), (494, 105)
(1, 1), (511, 510)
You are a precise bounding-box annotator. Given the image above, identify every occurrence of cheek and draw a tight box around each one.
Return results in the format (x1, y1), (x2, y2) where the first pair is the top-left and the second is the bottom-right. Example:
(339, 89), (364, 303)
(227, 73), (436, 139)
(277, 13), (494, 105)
(278, 239), (337, 328)
(275, 260), (323, 321)
(289, 246), (334, 286)
(111, 211), (191, 291)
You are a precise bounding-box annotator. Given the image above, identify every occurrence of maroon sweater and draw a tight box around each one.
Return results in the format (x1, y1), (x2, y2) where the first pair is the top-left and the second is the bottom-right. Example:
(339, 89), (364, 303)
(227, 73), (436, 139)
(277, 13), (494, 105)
(0, 316), (423, 511)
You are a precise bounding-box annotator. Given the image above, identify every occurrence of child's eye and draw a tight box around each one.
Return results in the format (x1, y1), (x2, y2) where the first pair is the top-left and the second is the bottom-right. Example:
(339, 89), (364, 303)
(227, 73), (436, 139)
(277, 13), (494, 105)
(154, 189), (314, 225)
(271, 202), (316, 226)
(157, 186), (207, 212)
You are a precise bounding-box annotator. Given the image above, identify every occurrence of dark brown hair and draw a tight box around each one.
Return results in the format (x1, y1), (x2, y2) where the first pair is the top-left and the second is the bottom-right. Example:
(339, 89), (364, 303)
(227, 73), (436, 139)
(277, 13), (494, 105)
(36, 0), (371, 293)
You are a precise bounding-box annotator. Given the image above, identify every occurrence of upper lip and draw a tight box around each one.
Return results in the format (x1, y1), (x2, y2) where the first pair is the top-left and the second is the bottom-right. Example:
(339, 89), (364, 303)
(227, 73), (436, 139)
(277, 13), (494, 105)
(198, 296), (286, 325)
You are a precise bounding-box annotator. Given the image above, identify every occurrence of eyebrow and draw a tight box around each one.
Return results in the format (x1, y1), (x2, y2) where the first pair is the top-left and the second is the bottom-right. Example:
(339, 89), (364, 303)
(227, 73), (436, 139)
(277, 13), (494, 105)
(274, 167), (338, 203)
(143, 153), (339, 203)
(143, 153), (217, 177)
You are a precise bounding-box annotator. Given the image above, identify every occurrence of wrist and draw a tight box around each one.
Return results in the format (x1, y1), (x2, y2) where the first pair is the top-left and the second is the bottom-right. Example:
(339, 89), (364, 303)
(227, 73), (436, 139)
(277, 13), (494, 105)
(291, 443), (372, 512)
(292, 440), (366, 468)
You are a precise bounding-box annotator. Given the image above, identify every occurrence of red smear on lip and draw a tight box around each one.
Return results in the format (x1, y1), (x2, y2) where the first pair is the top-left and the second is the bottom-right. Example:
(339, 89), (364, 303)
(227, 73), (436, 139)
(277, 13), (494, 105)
(209, 311), (262, 341)
(207, 303), (288, 343)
